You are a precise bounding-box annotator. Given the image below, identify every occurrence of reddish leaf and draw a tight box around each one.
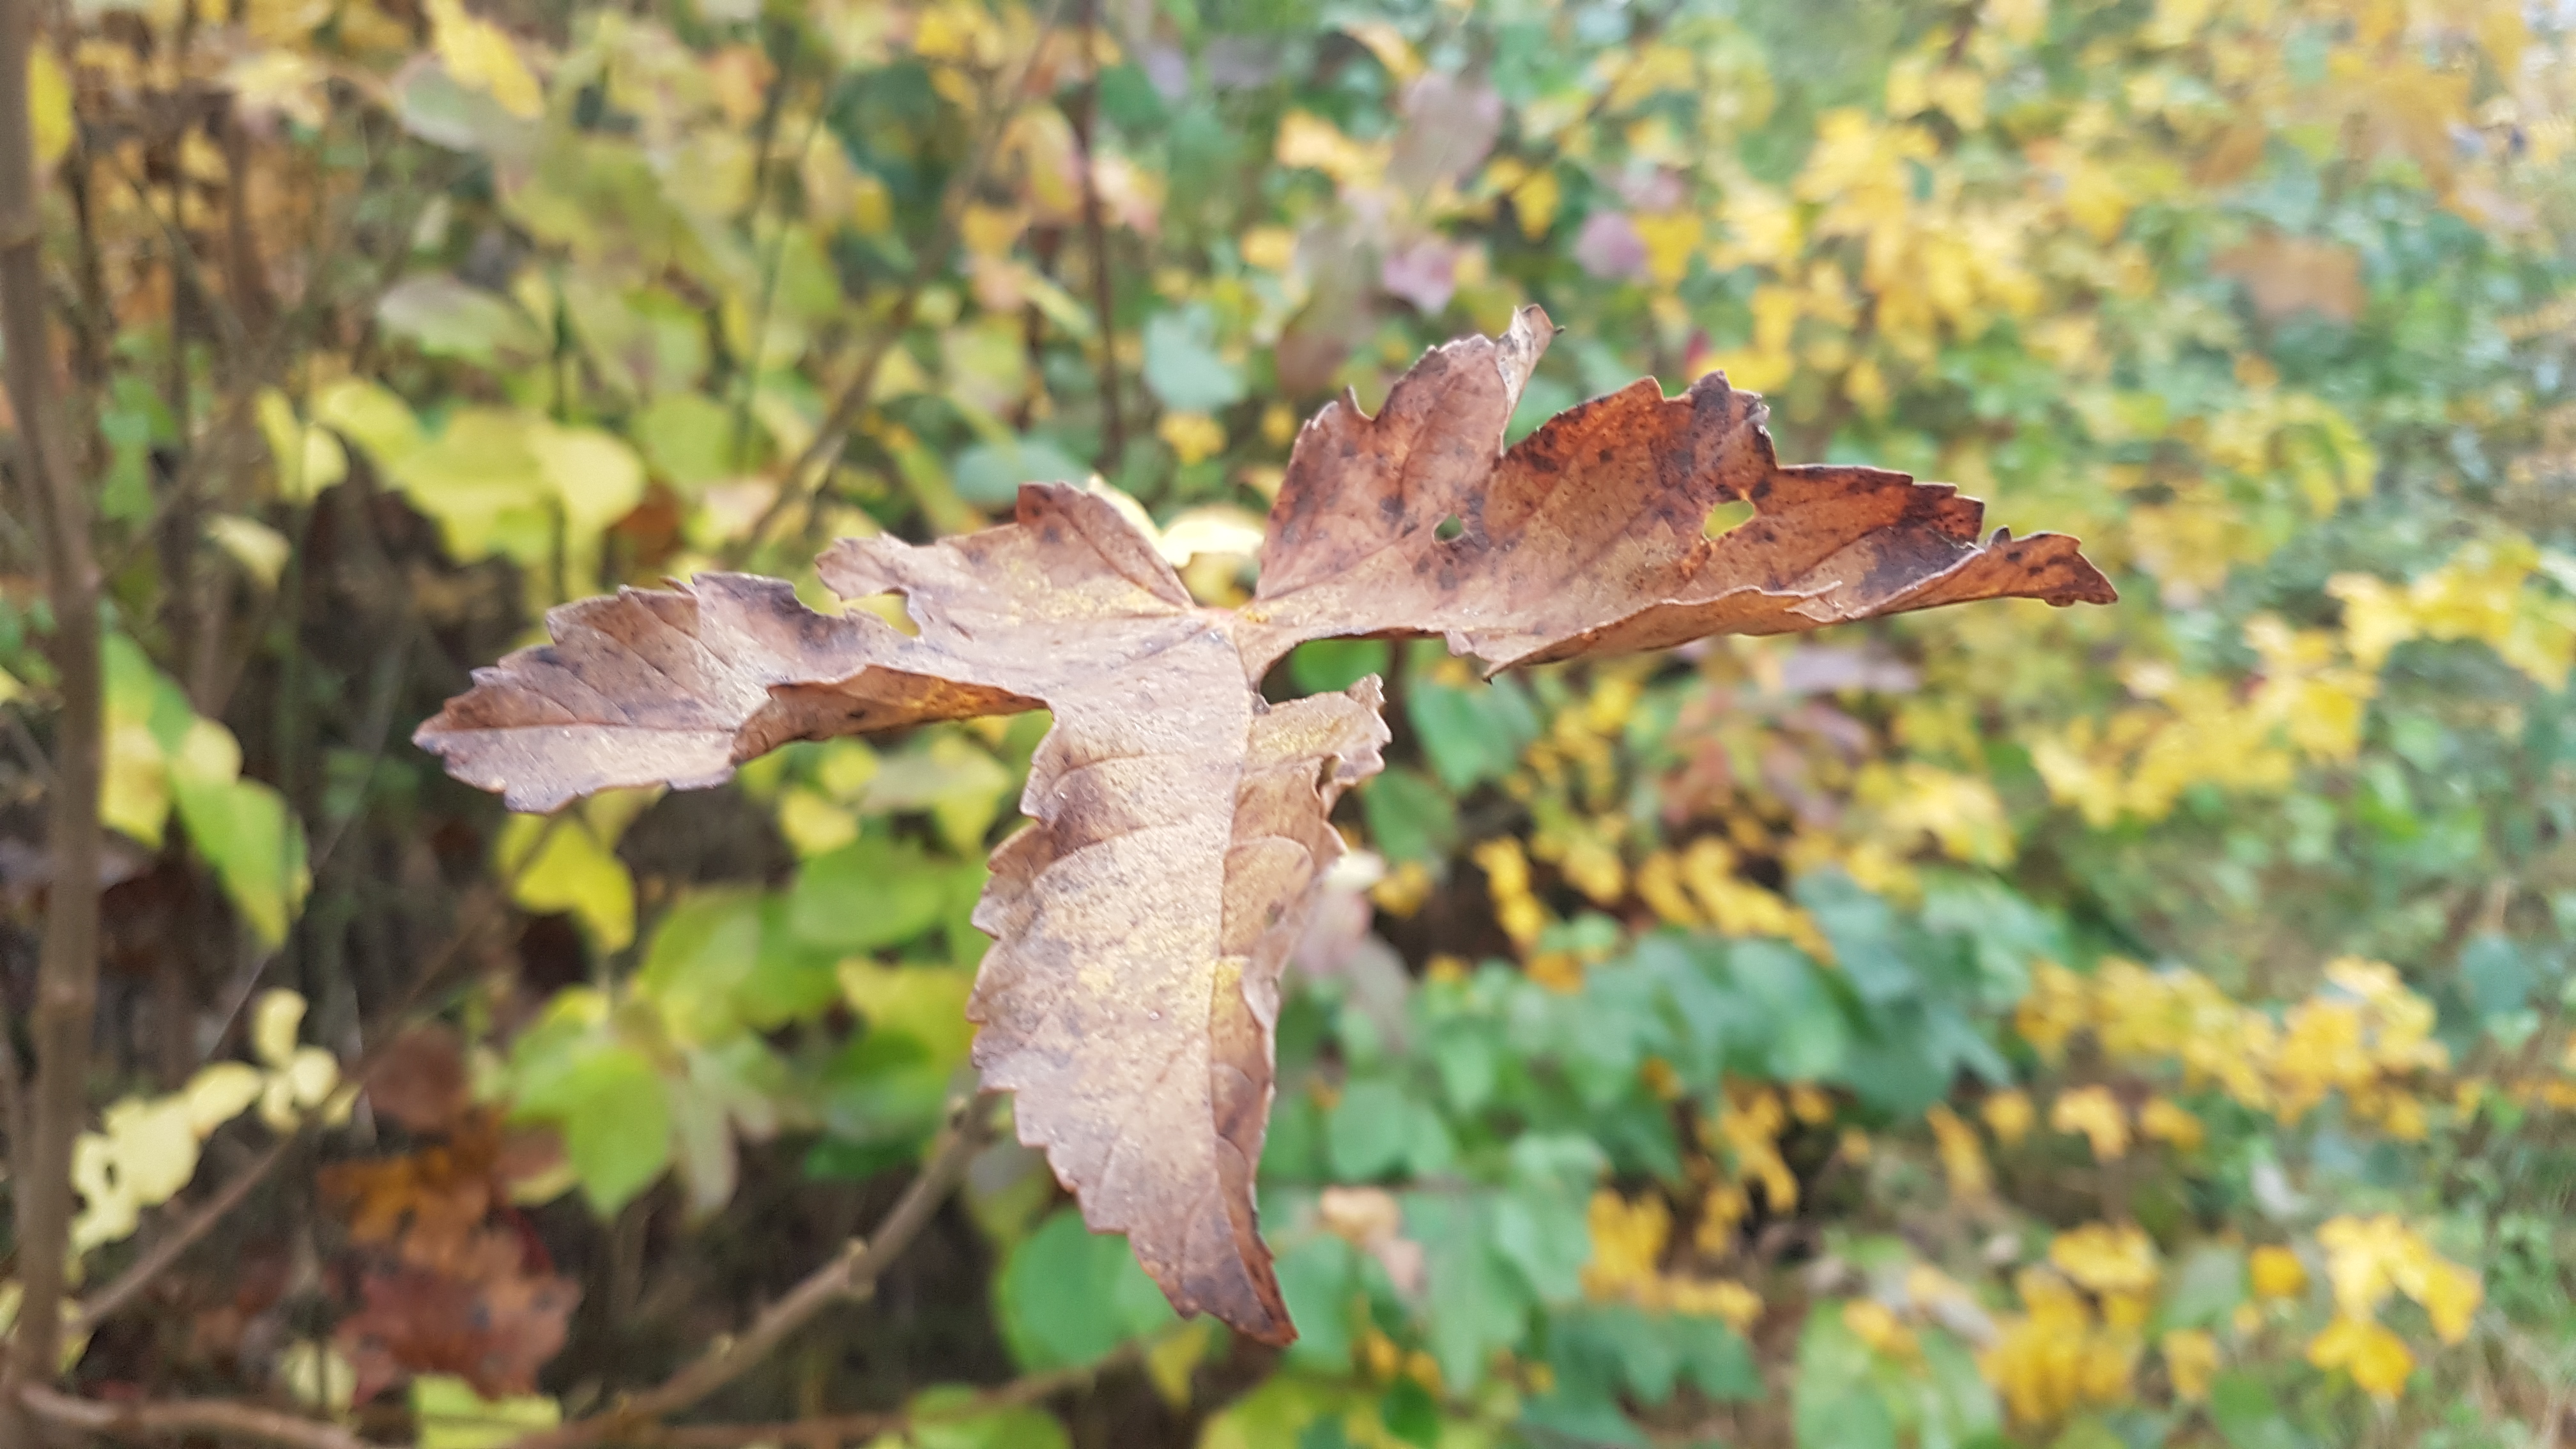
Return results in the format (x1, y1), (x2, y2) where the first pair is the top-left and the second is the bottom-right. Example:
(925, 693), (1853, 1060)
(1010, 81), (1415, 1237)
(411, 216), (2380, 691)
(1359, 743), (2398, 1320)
(334, 1232), (577, 1404)
(414, 306), (2112, 1344)
(365, 1024), (471, 1134)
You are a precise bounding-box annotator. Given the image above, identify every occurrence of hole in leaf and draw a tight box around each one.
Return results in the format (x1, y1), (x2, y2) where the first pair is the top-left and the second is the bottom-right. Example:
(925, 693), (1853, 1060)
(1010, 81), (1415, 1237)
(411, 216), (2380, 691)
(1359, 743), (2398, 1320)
(1704, 500), (1758, 539)
(1434, 515), (1465, 542)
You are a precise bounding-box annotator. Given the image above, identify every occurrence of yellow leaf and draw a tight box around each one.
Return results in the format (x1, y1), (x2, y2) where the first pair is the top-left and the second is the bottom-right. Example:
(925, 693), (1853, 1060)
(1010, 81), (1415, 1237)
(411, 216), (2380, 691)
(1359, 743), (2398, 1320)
(1158, 411), (1228, 466)
(2161, 1328), (2217, 1402)
(206, 516), (293, 590)
(496, 813), (636, 953)
(1509, 167), (1561, 240)
(2250, 1245), (2307, 1300)
(530, 424), (645, 535)
(2050, 1084), (2130, 1160)
(1342, 20), (1421, 83)
(31, 47), (71, 173)
(102, 721), (172, 847)
(1982, 1089), (2035, 1145)
(251, 988), (310, 1071)
(2138, 1096), (2204, 1151)
(70, 1132), (143, 1252)
(1926, 1104), (1991, 1199)
(2049, 1222), (2159, 1296)
(172, 716), (244, 788)
(102, 1094), (204, 1206)
(1275, 111), (1388, 190)
(1144, 1321), (1214, 1407)
(183, 1062), (266, 1135)
(2306, 1314), (2413, 1399)
(1580, 1190), (1670, 1298)
(425, 0), (544, 119)
(260, 1046), (341, 1132)
(257, 388), (349, 502)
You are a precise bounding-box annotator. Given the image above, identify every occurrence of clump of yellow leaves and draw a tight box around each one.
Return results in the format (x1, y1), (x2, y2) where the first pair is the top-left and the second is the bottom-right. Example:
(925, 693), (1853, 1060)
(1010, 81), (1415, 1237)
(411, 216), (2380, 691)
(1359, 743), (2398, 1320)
(1978, 1267), (2140, 1429)
(2331, 539), (2576, 692)
(1579, 1190), (1760, 1331)
(2305, 1214), (2482, 1399)
(69, 990), (349, 1254)
(2014, 956), (2446, 1137)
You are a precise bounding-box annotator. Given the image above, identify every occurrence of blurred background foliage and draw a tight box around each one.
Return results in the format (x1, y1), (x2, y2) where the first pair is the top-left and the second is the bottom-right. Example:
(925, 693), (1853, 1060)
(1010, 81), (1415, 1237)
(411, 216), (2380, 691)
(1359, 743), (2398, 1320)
(3, 0), (2575, 1445)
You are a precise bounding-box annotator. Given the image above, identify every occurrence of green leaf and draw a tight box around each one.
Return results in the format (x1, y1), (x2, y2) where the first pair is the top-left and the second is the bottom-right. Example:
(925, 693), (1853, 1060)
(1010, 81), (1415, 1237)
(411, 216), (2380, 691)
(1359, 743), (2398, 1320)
(637, 889), (765, 1040)
(1791, 1308), (1897, 1449)
(1327, 1078), (1413, 1180)
(1361, 768), (1456, 866)
(511, 1036), (671, 1215)
(631, 392), (739, 493)
(411, 1376), (559, 1449)
(1727, 941), (1850, 1081)
(1275, 1235), (1361, 1373)
(995, 1207), (1178, 1370)
(376, 275), (546, 366)
(1289, 639), (1390, 694)
(171, 773), (311, 947)
(1140, 304), (1244, 412)
(788, 836), (953, 953)
(908, 1388), (1071, 1449)
(1406, 1193), (1528, 1393)
(954, 436), (1092, 508)
(1407, 678), (1538, 792)
(821, 962), (974, 1153)
(2209, 1372), (2308, 1449)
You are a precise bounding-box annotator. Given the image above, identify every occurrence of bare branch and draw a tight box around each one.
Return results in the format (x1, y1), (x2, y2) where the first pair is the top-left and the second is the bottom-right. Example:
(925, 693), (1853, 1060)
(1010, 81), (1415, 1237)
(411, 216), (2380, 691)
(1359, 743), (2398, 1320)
(0, 1), (108, 1443)
(653, 1333), (1161, 1448)
(17, 1383), (395, 1449)
(505, 1096), (999, 1449)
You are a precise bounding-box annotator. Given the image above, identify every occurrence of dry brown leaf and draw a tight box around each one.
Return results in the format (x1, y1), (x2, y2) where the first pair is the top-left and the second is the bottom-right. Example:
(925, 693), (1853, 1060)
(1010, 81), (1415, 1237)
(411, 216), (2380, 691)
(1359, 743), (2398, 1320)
(365, 1024), (471, 1133)
(414, 305), (2112, 1344)
(334, 1232), (577, 1404)
(2214, 233), (2365, 323)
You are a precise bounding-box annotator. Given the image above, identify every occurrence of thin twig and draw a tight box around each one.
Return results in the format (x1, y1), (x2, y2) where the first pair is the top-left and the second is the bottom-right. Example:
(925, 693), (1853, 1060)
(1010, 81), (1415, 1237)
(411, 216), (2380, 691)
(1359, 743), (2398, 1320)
(653, 1330), (1163, 1448)
(504, 1095), (999, 1449)
(17, 1383), (394, 1449)
(0, 1018), (27, 1163)
(733, 3), (1064, 561)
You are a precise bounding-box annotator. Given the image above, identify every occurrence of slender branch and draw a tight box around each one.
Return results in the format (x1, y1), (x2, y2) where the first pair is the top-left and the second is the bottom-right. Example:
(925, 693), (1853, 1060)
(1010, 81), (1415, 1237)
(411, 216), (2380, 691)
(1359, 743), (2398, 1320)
(0, 1017), (27, 1162)
(0, 1), (107, 1443)
(505, 1096), (998, 1449)
(653, 1331), (1162, 1448)
(16, 1383), (394, 1449)
(733, 3), (1062, 561)
(1066, 0), (1123, 473)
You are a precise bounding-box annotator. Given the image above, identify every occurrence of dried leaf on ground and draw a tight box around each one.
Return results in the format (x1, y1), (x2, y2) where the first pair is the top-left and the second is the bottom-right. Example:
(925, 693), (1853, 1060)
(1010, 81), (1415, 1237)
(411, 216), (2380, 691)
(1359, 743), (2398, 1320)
(415, 305), (2111, 1343)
